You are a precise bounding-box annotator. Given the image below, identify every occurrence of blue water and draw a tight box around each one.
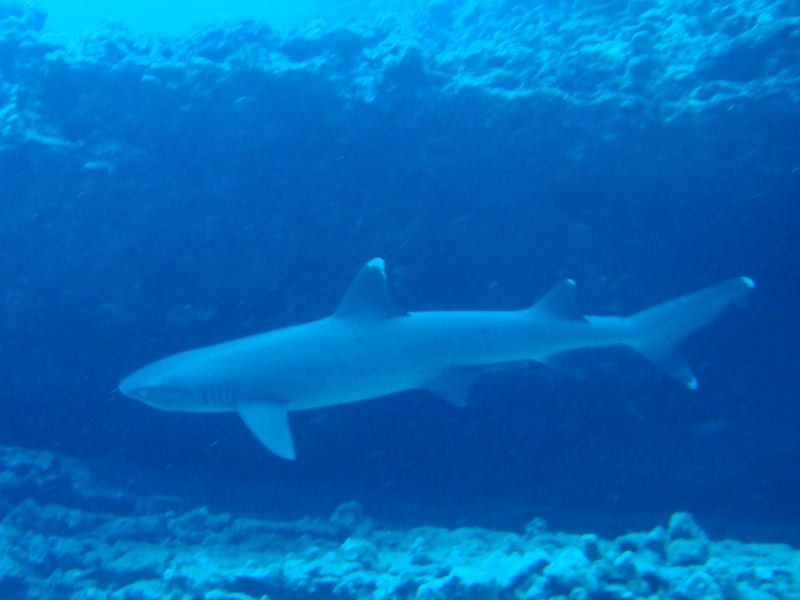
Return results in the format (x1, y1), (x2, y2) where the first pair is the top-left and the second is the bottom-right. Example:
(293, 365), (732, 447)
(2, 0), (799, 544)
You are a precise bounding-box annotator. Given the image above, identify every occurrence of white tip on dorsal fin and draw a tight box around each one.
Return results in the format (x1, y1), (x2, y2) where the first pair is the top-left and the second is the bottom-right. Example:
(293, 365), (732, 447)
(528, 279), (587, 322)
(334, 258), (407, 320)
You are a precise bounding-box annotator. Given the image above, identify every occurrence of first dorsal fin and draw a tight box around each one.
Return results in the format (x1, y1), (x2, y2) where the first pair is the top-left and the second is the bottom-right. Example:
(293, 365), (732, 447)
(528, 279), (587, 322)
(334, 258), (407, 320)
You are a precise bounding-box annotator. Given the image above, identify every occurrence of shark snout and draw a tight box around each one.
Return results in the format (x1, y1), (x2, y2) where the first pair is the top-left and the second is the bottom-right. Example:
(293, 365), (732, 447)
(118, 373), (142, 400)
(118, 367), (159, 402)
(118, 360), (197, 411)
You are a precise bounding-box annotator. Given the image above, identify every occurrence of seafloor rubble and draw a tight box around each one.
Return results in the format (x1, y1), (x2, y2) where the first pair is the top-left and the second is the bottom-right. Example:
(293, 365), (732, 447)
(0, 444), (797, 599)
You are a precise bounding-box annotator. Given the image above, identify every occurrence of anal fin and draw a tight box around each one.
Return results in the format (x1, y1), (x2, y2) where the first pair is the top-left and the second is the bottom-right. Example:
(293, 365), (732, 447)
(421, 367), (483, 408)
(238, 401), (296, 460)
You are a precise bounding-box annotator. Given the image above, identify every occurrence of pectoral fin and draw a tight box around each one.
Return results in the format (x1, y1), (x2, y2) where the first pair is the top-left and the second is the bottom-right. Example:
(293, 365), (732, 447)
(238, 401), (296, 460)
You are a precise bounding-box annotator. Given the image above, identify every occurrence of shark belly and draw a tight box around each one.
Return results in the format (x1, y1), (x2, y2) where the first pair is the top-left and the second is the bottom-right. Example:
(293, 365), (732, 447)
(239, 317), (449, 411)
(254, 311), (571, 411)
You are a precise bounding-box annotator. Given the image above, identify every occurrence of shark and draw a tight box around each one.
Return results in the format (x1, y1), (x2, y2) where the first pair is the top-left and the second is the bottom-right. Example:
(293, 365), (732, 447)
(119, 258), (754, 459)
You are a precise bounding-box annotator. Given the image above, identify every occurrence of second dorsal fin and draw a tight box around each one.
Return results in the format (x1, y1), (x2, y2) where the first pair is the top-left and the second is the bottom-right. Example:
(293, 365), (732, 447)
(334, 258), (407, 320)
(528, 279), (587, 322)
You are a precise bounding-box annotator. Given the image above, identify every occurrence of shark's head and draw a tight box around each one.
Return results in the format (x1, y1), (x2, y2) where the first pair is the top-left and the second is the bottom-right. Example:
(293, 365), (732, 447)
(119, 350), (230, 412)
(119, 360), (193, 410)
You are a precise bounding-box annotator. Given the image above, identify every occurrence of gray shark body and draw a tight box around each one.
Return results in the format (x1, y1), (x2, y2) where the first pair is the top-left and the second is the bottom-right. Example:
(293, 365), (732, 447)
(120, 259), (754, 459)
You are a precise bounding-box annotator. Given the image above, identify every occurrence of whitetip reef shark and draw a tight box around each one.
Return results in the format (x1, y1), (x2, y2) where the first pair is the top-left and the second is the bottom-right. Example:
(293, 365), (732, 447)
(120, 258), (754, 459)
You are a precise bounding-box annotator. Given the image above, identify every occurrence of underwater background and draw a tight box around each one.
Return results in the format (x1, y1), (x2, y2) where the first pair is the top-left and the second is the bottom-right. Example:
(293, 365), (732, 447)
(1, 0), (799, 597)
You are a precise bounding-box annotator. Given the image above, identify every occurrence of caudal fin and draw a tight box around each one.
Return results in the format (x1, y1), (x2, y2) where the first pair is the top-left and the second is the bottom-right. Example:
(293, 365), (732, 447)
(626, 277), (755, 389)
